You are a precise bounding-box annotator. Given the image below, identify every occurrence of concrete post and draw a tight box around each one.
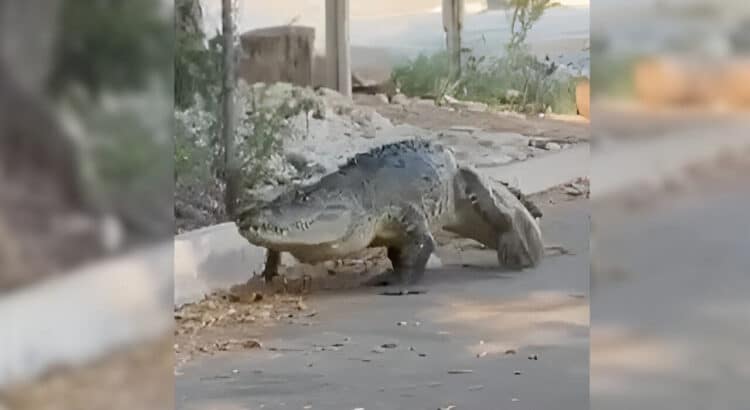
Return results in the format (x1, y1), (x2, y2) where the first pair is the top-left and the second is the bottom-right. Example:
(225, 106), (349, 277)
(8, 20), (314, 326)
(325, 0), (351, 97)
(442, 0), (464, 79)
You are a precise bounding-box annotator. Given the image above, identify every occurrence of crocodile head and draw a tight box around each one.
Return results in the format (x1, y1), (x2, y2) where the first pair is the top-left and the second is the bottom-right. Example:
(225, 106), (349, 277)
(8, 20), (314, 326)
(237, 187), (356, 251)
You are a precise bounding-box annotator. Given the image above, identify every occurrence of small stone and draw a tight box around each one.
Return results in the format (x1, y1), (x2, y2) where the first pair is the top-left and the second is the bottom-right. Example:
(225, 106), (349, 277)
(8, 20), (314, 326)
(414, 98), (436, 107)
(564, 186), (583, 196)
(476, 351), (488, 358)
(232, 369), (239, 374)
(528, 354), (539, 360)
(545, 142), (562, 150)
(505, 349), (517, 355)
(242, 339), (262, 349)
(372, 347), (386, 354)
(447, 369), (474, 374)
(397, 321), (408, 326)
(381, 343), (397, 349)
(448, 125), (481, 133)
(514, 370), (522, 375)
(479, 340), (485, 345)
(418, 353), (427, 357)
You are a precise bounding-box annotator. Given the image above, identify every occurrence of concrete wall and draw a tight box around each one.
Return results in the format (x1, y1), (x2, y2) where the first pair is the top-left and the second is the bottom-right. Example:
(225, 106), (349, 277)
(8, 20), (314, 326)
(239, 25), (315, 86)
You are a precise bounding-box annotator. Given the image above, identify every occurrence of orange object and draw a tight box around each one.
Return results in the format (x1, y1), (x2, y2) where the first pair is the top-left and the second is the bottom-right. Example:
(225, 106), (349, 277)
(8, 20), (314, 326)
(576, 77), (590, 118)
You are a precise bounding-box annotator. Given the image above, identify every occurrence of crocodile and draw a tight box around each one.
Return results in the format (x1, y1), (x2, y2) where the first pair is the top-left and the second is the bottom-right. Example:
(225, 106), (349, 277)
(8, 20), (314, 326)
(236, 139), (545, 289)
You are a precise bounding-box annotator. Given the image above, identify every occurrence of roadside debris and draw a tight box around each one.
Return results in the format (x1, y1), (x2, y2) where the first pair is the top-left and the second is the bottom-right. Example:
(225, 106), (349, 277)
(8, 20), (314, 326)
(447, 369), (474, 375)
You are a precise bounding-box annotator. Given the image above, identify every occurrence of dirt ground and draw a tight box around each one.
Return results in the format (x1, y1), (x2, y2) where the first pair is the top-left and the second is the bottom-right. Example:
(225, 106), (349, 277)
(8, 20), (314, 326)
(354, 93), (591, 142)
(0, 335), (174, 410)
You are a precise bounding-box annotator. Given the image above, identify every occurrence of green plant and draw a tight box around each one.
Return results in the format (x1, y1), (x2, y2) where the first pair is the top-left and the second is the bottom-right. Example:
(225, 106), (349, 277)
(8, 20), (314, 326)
(391, 49), (577, 114)
(506, 0), (561, 51)
(391, 52), (452, 97)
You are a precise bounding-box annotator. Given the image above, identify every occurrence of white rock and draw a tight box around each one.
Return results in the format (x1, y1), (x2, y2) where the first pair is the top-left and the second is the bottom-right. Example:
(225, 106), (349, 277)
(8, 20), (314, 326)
(545, 142), (562, 151)
(390, 93), (410, 106)
(427, 253), (443, 269)
(465, 101), (489, 112)
(374, 93), (389, 104)
(505, 89), (522, 101)
(414, 98), (436, 107)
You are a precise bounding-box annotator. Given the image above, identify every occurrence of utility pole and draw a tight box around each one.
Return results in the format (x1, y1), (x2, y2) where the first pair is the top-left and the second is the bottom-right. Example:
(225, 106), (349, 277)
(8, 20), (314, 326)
(221, 0), (239, 218)
(325, 0), (351, 97)
(442, 0), (464, 79)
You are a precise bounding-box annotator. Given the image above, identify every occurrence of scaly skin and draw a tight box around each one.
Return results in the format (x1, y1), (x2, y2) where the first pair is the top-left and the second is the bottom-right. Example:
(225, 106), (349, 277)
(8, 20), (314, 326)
(237, 139), (544, 288)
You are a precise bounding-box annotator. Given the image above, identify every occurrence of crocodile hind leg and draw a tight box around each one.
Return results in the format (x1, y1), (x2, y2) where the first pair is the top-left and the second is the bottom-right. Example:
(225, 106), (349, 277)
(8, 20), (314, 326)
(458, 166), (544, 270)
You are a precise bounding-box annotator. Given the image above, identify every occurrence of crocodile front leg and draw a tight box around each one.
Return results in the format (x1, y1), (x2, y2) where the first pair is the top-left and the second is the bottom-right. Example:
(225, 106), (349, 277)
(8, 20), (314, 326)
(262, 249), (281, 282)
(366, 205), (436, 291)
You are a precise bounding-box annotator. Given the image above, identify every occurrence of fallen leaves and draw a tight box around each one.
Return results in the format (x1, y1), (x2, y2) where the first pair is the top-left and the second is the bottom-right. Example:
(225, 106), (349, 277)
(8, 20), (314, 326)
(174, 286), (312, 359)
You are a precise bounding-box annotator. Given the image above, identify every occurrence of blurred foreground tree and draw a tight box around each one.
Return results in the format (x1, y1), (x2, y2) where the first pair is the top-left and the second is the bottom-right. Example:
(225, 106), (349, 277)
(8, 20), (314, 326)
(48, 0), (172, 97)
(175, 0), (223, 109)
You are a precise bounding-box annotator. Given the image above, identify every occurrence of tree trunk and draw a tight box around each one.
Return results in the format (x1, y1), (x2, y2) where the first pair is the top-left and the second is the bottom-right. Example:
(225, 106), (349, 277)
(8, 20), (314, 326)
(221, 0), (239, 219)
(442, 0), (464, 79)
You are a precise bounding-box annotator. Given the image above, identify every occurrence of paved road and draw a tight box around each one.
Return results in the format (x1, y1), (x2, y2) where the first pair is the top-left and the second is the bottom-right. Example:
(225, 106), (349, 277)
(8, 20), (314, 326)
(591, 186), (750, 410)
(176, 200), (590, 410)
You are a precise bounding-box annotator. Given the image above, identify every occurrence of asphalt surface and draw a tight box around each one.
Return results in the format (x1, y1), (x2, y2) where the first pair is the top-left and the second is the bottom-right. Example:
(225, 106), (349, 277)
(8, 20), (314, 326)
(591, 185), (750, 410)
(175, 199), (590, 410)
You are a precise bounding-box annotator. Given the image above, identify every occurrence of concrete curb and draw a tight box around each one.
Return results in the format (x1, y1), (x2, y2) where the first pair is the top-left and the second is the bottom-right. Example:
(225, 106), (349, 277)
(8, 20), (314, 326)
(484, 143), (589, 195)
(174, 223), (266, 307)
(0, 243), (173, 388)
